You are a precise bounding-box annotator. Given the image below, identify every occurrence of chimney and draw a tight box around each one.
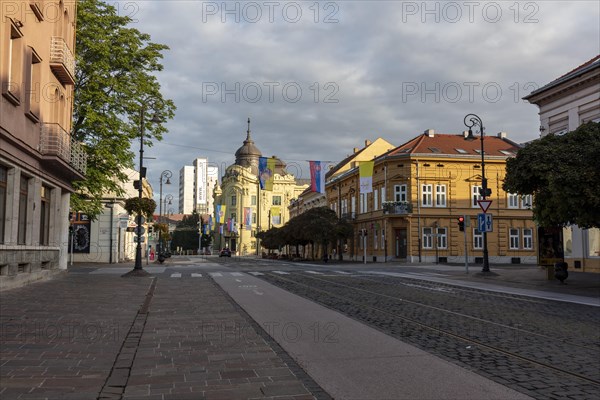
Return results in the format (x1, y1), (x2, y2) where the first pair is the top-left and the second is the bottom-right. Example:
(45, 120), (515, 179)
(353, 147), (359, 153)
(365, 139), (372, 147)
(424, 129), (435, 137)
(497, 132), (507, 139)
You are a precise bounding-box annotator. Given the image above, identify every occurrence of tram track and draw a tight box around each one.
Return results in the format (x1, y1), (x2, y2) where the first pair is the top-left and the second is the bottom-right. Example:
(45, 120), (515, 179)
(258, 271), (600, 400)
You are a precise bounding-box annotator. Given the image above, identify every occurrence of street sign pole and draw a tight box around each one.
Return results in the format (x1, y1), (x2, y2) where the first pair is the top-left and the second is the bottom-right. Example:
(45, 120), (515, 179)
(464, 227), (468, 274)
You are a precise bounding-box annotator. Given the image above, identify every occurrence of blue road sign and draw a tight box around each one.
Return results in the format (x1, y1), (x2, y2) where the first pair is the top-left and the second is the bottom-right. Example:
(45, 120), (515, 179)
(478, 213), (493, 232)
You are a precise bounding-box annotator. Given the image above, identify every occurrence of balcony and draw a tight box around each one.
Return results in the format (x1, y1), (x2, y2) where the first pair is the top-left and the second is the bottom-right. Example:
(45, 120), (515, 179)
(39, 123), (87, 178)
(382, 201), (413, 215)
(341, 212), (356, 221)
(49, 37), (75, 85)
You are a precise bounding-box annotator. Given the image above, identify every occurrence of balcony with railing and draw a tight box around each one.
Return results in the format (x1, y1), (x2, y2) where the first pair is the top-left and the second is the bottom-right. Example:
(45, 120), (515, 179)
(39, 123), (87, 178)
(50, 37), (75, 85)
(382, 201), (413, 215)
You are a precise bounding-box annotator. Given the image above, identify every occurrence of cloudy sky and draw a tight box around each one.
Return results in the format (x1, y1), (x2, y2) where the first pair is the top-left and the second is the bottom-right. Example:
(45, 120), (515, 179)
(114, 1), (600, 208)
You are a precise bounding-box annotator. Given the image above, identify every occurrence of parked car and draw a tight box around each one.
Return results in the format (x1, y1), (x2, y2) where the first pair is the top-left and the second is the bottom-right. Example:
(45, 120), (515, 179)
(219, 248), (232, 257)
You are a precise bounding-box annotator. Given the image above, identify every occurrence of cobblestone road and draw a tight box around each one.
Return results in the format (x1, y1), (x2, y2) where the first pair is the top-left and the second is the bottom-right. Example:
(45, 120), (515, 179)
(258, 271), (600, 400)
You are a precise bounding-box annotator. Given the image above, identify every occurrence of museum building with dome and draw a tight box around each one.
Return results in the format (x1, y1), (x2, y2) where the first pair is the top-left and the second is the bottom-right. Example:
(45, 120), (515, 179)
(213, 119), (308, 255)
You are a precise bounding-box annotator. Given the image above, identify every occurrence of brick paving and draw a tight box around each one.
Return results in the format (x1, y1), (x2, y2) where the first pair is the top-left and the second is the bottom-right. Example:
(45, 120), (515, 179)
(0, 270), (327, 400)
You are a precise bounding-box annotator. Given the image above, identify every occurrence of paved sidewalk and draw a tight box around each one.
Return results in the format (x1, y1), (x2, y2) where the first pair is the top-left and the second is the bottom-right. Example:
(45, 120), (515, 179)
(0, 271), (327, 400)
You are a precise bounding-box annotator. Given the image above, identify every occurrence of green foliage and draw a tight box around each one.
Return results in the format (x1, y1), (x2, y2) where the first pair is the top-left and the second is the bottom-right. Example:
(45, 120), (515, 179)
(257, 207), (354, 253)
(123, 197), (156, 219)
(170, 212), (202, 251)
(70, 0), (176, 218)
(503, 121), (600, 228)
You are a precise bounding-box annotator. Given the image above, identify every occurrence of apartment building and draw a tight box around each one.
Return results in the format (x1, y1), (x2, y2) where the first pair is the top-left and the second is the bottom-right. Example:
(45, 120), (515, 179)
(1, 1), (85, 289)
(524, 55), (600, 272)
(326, 130), (536, 264)
(178, 158), (219, 215)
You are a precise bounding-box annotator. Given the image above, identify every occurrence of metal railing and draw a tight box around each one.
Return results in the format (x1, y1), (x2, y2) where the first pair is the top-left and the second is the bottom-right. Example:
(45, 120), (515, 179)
(40, 123), (87, 175)
(382, 201), (413, 215)
(50, 37), (75, 82)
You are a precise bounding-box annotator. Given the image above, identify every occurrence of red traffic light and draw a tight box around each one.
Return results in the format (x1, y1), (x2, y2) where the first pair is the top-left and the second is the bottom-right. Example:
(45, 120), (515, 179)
(458, 216), (465, 222)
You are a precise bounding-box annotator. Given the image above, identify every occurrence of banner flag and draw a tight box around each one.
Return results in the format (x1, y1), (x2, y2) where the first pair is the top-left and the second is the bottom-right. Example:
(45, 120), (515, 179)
(309, 160), (328, 194)
(209, 215), (214, 230)
(216, 205), (226, 224)
(359, 161), (374, 194)
(219, 224), (223, 234)
(244, 207), (252, 230)
(259, 157), (276, 191)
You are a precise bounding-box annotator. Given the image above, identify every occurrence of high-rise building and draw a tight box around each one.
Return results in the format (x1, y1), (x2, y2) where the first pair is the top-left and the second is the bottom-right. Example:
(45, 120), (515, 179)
(179, 158), (219, 215)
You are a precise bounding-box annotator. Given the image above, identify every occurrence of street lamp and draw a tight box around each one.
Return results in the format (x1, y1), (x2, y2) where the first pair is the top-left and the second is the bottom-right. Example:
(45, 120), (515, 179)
(464, 113), (490, 273)
(130, 100), (162, 274)
(162, 194), (173, 253)
(158, 170), (172, 254)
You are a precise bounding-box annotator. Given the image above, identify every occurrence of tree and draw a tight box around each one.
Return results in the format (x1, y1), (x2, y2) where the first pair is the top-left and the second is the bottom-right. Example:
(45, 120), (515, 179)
(503, 121), (600, 228)
(71, 0), (176, 218)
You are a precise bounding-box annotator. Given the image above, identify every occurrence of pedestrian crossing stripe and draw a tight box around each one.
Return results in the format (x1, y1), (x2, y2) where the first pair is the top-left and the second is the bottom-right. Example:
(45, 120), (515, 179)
(231, 272), (244, 276)
(191, 273), (202, 277)
(248, 272), (264, 276)
(170, 273), (181, 278)
(273, 271), (289, 275)
(305, 270), (323, 275)
(209, 272), (223, 277)
(333, 270), (351, 274)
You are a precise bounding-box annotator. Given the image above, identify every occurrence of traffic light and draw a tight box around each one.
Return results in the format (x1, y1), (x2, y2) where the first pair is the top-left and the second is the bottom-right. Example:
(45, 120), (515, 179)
(457, 216), (465, 232)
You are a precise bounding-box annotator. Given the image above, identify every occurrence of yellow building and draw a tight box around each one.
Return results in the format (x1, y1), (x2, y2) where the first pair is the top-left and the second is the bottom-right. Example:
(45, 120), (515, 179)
(1, 1), (85, 289)
(214, 120), (307, 255)
(326, 129), (537, 264)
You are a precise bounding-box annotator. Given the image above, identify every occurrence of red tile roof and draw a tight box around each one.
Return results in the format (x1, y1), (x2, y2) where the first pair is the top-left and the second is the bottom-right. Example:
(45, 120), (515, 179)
(384, 132), (521, 158)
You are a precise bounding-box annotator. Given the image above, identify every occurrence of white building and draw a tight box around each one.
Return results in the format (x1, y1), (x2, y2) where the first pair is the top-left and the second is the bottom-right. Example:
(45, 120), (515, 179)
(179, 158), (219, 216)
(524, 55), (600, 273)
(179, 166), (195, 214)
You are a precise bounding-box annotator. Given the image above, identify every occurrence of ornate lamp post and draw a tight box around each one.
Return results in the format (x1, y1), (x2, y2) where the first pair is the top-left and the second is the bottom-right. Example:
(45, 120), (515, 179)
(161, 194), (173, 253)
(132, 104), (161, 272)
(158, 170), (172, 254)
(464, 113), (490, 273)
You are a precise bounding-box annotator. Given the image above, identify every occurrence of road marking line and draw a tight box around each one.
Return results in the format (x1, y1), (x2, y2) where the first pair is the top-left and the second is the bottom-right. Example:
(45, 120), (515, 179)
(248, 272), (264, 276)
(333, 270), (351, 274)
(273, 271), (290, 275)
(231, 272), (244, 276)
(170, 273), (181, 278)
(191, 273), (203, 278)
(209, 272), (223, 277)
(305, 270), (323, 274)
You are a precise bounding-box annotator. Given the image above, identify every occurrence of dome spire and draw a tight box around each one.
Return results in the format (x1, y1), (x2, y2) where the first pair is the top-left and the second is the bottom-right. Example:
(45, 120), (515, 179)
(246, 117), (251, 141)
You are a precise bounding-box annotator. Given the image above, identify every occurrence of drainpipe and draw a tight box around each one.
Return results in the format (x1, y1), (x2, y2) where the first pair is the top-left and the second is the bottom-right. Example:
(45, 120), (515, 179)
(416, 160), (422, 262)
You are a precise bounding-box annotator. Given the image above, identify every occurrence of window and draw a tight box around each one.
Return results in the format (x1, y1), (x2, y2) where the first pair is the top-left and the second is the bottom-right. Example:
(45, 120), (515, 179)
(473, 229), (483, 249)
(360, 193), (368, 213)
(472, 186), (482, 207)
(507, 193), (519, 208)
(272, 196), (282, 206)
(2, 20), (24, 104)
(421, 184), (432, 207)
(39, 185), (51, 245)
(521, 195), (532, 209)
(436, 227), (447, 249)
(435, 184), (446, 207)
(381, 187), (386, 203)
(26, 47), (42, 121)
(18, 175), (29, 245)
(231, 195), (236, 206)
(394, 184), (407, 202)
(252, 212), (257, 224)
(0, 166), (7, 244)
(509, 228), (519, 249)
(251, 195), (257, 206)
(523, 228), (533, 250)
(423, 227), (433, 249)
(341, 199), (348, 214)
(374, 230), (378, 249)
(381, 230), (385, 249)
(272, 214), (281, 225)
(351, 196), (356, 213)
(374, 190), (379, 210)
(588, 228), (600, 257)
